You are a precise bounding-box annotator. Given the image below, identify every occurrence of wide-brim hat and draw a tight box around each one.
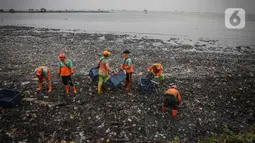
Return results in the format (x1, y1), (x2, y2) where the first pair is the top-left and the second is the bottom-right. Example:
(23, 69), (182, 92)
(103, 50), (111, 55)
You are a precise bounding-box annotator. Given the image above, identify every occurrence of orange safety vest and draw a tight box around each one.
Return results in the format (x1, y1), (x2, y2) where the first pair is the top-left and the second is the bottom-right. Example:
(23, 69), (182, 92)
(148, 64), (163, 76)
(37, 66), (51, 80)
(121, 58), (134, 73)
(98, 58), (111, 74)
(165, 87), (181, 102)
(58, 58), (74, 76)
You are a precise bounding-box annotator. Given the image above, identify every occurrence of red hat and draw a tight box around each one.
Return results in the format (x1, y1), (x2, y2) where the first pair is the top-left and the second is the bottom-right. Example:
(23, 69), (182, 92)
(58, 53), (65, 58)
(170, 85), (177, 89)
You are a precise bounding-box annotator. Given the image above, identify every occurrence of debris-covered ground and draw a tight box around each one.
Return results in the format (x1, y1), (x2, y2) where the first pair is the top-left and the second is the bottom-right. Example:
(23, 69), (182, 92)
(0, 26), (254, 142)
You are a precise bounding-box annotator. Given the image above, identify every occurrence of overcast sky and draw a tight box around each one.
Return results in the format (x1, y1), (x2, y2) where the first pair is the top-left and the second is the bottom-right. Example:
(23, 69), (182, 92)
(0, 0), (255, 13)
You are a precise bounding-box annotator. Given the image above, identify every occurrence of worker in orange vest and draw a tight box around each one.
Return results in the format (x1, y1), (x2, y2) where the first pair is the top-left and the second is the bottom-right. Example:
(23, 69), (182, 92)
(162, 85), (181, 117)
(147, 63), (164, 81)
(58, 53), (77, 94)
(120, 50), (134, 91)
(98, 50), (113, 94)
(34, 66), (52, 95)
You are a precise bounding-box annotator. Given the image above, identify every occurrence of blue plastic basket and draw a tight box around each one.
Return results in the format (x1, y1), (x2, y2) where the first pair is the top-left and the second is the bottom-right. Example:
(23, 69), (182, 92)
(89, 67), (99, 81)
(105, 70), (126, 90)
(139, 77), (156, 94)
(0, 89), (21, 108)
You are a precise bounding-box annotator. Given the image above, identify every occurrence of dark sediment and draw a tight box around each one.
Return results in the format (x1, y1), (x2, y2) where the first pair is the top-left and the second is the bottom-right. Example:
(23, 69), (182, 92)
(0, 26), (254, 142)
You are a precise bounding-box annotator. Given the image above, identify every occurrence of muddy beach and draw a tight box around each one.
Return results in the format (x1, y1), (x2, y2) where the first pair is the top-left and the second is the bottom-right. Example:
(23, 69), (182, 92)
(0, 26), (254, 142)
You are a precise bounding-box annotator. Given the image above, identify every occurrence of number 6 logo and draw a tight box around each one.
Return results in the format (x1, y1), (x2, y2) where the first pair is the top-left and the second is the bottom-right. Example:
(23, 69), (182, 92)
(225, 8), (245, 29)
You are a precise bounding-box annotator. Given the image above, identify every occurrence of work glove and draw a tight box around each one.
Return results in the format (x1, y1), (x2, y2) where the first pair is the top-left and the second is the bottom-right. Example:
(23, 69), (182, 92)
(111, 69), (118, 75)
(109, 71), (114, 76)
(178, 101), (183, 107)
(162, 106), (167, 111)
(71, 73), (75, 77)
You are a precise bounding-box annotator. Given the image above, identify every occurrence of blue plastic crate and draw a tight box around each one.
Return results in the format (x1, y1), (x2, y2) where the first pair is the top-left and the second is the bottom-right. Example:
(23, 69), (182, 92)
(139, 77), (155, 94)
(0, 89), (21, 108)
(89, 67), (99, 81)
(105, 70), (126, 90)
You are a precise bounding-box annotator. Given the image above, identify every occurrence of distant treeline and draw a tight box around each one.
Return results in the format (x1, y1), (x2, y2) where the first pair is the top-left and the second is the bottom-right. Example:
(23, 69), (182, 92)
(0, 8), (111, 13)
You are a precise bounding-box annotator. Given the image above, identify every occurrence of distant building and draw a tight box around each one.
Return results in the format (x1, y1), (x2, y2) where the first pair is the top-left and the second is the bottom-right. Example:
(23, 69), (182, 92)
(28, 9), (34, 12)
(144, 9), (148, 14)
(40, 8), (46, 12)
(9, 9), (15, 13)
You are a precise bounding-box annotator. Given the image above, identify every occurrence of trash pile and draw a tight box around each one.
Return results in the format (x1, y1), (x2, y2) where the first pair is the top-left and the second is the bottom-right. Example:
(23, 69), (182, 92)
(0, 26), (254, 142)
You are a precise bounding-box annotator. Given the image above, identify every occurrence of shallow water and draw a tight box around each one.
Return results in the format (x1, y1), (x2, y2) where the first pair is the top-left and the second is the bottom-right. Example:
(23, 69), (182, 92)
(0, 11), (255, 46)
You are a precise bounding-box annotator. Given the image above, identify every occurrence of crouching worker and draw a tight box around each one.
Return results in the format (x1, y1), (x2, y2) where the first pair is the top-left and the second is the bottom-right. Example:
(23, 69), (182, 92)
(34, 66), (52, 95)
(98, 50), (113, 94)
(147, 63), (164, 81)
(58, 53), (77, 94)
(120, 50), (134, 91)
(162, 85), (181, 117)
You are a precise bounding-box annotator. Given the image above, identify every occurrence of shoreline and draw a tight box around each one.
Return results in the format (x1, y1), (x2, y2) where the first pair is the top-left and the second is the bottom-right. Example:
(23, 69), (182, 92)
(0, 11), (112, 13)
(1, 11), (254, 48)
(1, 25), (254, 54)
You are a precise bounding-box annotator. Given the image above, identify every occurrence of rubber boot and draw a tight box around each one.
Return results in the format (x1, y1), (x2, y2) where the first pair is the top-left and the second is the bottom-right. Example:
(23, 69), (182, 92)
(104, 84), (110, 90)
(35, 83), (43, 96)
(124, 81), (128, 87)
(125, 83), (131, 91)
(65, 85), (69, 94)
(38, 82), (43, 90)
(72, 86), (77, 94)
(162, 106), (167, 111)
(172, 109), (177, 117)
(48, 84), (52, 93)
(98, 85), (102, 94)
